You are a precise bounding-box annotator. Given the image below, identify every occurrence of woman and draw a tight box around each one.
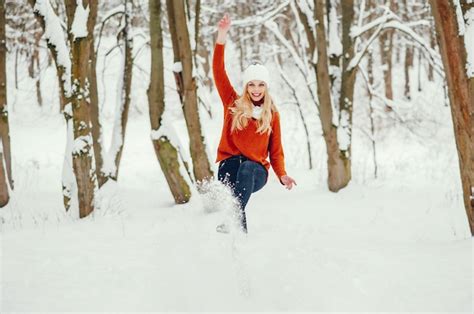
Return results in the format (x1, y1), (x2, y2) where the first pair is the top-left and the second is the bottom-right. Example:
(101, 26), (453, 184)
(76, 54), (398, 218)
(213, 13), (297, 233)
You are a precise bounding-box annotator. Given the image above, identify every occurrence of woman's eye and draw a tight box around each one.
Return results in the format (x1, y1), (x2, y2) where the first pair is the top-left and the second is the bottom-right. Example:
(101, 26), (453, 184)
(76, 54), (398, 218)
(259, 84), (265, 87)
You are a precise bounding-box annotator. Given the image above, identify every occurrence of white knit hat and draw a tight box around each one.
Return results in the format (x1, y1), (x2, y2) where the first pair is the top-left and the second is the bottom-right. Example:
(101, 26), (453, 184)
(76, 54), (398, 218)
(243, 63), (270, 88)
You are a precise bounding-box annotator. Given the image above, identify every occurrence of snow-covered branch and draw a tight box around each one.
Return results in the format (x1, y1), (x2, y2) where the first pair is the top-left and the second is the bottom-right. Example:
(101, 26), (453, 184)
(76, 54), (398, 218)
(231, 0), (291, 28)
(351, 10), (398, 39)
(264, 19), (306, 74)
(33, 0), (71, 96)
(294, 0), (316, 42)
(96, 4), (125, 53)
(381, 20), (443, 74)
(348, 15), (443, 76)
(347, 22), (385, 71)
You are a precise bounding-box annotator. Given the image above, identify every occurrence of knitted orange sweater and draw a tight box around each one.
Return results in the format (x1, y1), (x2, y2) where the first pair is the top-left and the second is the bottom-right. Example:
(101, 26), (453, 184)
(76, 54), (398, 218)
(212, 43), (287, 180)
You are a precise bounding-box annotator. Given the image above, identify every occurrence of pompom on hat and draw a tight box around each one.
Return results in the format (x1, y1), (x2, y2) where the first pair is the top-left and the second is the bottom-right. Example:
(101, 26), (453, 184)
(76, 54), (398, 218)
(242, 62), (270, 88)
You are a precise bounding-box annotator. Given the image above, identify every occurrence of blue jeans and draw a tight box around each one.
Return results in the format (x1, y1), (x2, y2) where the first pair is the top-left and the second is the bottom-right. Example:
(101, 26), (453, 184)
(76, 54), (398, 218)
(218, 155), (268, 232)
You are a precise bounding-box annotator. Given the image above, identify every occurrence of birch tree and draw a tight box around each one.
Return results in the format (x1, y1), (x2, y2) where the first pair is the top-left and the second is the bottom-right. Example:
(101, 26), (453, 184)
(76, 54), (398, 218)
(429, 0), (474, 235)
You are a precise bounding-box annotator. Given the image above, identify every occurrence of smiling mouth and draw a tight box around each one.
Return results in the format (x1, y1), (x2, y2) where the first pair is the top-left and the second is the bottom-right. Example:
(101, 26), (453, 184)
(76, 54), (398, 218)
(251, 93), (262, 98)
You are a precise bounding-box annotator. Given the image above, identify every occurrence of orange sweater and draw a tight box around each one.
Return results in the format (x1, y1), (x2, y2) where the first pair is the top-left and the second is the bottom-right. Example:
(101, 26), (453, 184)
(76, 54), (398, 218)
(212, 43), (287, 180)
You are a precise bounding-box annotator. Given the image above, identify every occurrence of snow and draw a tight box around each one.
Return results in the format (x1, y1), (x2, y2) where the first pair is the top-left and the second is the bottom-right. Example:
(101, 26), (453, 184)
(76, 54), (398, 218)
(70, 0), (90, 41)
(463, 7), (474, 78)
(337, 108), (351, 151)
(4, 68), (472, 311)
(328, 5), (342, 57)
(2, 109), (472, 310)
(1, 6), (473, 313)
(172, 61), (182, 73)
(62, 118), (77, 215)
(454, 0), (466, 35)
(72, 134), (92, 155)
(101, 40), (126, 177)
(2, 101), (472, 311)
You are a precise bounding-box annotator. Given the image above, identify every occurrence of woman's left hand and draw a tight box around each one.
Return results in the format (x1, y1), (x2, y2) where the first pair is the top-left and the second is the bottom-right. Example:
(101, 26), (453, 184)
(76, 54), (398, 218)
(281, 175), (297, 190)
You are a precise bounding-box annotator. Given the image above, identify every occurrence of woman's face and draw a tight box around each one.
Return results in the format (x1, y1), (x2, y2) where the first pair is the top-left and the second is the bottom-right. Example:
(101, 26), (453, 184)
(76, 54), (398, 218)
(247, 80), (266, 102)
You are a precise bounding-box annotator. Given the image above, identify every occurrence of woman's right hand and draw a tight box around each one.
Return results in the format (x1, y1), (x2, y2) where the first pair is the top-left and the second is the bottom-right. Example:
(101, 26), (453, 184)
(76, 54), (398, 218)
(216, 13), (231, 44)
(218, 13), (231, 33)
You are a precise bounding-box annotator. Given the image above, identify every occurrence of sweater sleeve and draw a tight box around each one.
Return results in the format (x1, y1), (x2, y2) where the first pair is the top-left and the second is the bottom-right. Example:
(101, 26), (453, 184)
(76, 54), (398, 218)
(212, 43), (237, 107)
(269, 112), (287, 182)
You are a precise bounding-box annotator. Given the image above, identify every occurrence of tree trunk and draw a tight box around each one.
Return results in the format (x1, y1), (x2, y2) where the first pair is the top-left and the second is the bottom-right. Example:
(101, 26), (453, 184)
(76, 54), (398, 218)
(430, 0), (474, 235)
(0, 0), (12, 206)
(149, 0), (191, 203)
(327, 0), (341, 89)
(65, 0), (96, 218)
(28, 0), (75, 211)
(428, 28), (435, 81)
(88, 16), (106, 187)
(404, 46), (413, 100)
(167, 0), (213, 184)
(166, 0), (184, 104)
(30, 32), (43, 107)
(378, 16), (394, 104)
(14, 49), (18, 91)
(295, 0), (348, 191)
(108, 0), (133, 181)
(337, 0), (356, 187)
(402, 0), (412, 100)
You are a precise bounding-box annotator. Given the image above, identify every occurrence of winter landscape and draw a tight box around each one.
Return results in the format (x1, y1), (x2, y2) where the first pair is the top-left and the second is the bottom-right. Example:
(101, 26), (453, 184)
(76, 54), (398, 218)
(0, 0), (473, 313)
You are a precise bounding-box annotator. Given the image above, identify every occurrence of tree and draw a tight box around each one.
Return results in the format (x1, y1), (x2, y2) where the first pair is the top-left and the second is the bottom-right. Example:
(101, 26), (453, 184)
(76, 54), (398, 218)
(30, 0), (97, 217)
(287, 0), (352, 191)
(378, 0), (396, 103)
(166, 0), (213, 185)
(148, 0), (191, 203)
(429, 0), (474, 236)
(107, 0), (133, 181)
(0, 0), (13, 206)
(64, 0), (97, 217)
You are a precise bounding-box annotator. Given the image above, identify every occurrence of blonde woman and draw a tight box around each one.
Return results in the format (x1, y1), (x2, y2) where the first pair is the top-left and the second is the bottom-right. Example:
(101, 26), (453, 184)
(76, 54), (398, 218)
(213, 13), (296, 233)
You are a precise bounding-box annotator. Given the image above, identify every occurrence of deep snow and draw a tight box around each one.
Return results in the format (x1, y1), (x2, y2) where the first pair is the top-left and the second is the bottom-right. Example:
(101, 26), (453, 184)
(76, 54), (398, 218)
(0, 27), (472, 313)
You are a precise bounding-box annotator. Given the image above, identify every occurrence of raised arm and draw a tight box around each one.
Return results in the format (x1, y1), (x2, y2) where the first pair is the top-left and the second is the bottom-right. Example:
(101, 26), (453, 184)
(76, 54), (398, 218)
(212, 13), (237, 106)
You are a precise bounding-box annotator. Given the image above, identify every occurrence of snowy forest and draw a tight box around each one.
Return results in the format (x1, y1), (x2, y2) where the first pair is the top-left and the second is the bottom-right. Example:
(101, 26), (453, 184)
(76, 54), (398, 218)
(1, 0), (473, 312)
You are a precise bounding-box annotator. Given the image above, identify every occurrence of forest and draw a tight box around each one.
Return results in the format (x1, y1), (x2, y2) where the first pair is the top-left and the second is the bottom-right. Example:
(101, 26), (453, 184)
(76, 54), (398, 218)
(0, 0), (473, 312)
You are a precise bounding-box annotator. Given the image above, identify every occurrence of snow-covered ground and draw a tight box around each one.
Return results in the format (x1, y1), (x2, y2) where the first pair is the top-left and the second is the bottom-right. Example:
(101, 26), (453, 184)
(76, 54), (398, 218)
(1, 31), (473, 312)
(1, 104), (472, 312)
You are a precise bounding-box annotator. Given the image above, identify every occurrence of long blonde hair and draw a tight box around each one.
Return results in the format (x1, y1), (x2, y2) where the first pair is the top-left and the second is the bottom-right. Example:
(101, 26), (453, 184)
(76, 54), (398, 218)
(230, 86), (277, 135)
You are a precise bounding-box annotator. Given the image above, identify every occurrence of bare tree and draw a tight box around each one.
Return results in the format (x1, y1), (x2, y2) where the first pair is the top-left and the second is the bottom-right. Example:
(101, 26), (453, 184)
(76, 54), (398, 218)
(89, 4), (105, 187)
(378, 0), (396, 104)
(30, 0), (98, 217)
(64, 0), (97, 217)
(106, 0), (133, 181)
(429, 0), (474, 236)
(148, 0), (191, 204)
(166, 0), (213, 184)
(0, 0), (13, 206)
